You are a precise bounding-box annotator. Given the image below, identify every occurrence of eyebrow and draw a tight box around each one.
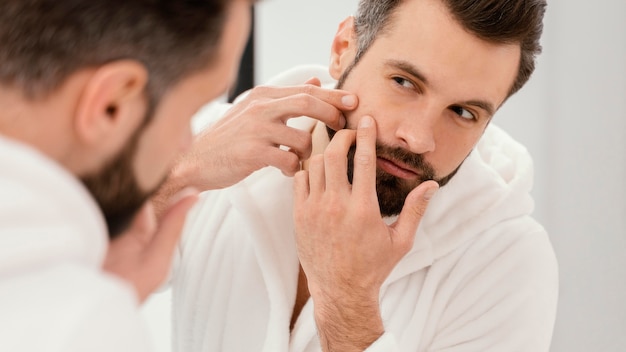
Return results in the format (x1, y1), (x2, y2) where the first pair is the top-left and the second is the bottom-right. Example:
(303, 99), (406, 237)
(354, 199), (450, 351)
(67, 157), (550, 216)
(385, 59), (497, 117)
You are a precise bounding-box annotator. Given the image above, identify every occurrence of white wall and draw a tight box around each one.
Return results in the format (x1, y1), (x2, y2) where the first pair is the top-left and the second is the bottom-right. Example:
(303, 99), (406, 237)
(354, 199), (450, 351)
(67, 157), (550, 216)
(142, 1), (626, 351)
(255, 0), (358, 84)
(497, 1), (626, 351)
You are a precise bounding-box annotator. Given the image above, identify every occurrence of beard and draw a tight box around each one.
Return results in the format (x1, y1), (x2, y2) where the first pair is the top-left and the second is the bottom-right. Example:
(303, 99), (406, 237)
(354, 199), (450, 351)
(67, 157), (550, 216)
(80, 101), (164, 239)
(332, 61), (460, 217)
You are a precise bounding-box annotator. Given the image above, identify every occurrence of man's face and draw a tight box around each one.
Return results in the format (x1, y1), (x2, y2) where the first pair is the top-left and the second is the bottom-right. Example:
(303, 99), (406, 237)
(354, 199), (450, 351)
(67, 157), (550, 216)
(82, 0), (251, 237)
(329, 0), (521, 216)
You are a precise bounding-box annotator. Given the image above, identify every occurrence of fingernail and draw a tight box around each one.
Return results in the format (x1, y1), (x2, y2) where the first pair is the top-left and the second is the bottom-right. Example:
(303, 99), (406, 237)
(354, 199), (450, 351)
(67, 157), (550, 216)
(342, 94), (357, 108)
(423, 185), (439, 200)
(359, 115), (373, 128)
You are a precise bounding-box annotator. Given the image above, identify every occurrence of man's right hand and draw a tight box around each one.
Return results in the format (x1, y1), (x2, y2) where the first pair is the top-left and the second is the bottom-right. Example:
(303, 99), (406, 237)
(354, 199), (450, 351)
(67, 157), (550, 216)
(183, 77), (357, 189)
(153, 78), (358, 216)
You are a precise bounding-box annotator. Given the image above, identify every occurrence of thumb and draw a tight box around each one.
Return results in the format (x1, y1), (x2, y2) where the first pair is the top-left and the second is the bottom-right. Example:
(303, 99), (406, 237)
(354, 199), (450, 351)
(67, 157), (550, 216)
(393, 180), (439, 244)
(304, 77), (322, 86)
(121, 202), (158, 245)
(145, 188), (199, 263)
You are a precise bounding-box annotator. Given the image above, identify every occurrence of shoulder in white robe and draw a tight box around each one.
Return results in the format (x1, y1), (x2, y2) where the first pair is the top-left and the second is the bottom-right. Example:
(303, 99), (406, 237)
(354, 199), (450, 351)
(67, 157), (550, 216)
(0, 136), (152, 352)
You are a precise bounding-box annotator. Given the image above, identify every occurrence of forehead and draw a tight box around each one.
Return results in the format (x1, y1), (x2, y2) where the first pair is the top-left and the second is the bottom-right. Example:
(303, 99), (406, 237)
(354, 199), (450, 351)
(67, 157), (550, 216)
(374, 0), (521, 106)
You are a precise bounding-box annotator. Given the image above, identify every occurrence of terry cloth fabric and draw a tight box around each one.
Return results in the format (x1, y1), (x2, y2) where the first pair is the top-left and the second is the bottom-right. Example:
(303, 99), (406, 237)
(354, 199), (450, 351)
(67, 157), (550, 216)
(0, 135), (152, 352)
(171, 65), (559, 352)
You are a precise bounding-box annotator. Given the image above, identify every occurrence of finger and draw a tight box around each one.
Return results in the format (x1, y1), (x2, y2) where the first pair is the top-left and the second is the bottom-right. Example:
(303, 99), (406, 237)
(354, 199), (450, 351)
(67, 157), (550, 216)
(307, 154), (326, 195)
(392, 180), (439, 245)
(323, 129), (356, 192)
(351, 116), (378, 198)
(248, 85), (357, 128)
(254, 83), (357, 111)
(262, 147), (302, 177)
(145, 189), (199, 266)
(119, 202), (158, 245)
(270, 93), (348, 131)
(268, 125), (313, 161)
(304, 77), (322, 86)
(293, 170), (310, 206)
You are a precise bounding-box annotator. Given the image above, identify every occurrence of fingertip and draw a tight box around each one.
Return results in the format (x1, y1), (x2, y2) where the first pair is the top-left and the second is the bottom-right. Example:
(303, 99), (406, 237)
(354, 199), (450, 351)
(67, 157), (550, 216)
(422, 181), (440, 201)
(358, 115), (374, 129)
(163, 190), (199, 221)
(305, 77), (321, 86)
(168, 187), (200, 208)
(294, 169), (308, 181)
(338, 113), (347, 129)
(341, 94), (357, 109)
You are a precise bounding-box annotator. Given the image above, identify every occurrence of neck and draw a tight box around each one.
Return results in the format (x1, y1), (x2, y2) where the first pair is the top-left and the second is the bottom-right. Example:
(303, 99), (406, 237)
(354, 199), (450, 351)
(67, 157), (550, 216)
(0, 87), (76, 174)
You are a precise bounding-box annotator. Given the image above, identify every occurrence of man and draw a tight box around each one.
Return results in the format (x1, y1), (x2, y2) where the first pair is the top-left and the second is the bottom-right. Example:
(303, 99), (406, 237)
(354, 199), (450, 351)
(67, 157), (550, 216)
(170, 0), (558, 351)
(0, 0), (358, 351)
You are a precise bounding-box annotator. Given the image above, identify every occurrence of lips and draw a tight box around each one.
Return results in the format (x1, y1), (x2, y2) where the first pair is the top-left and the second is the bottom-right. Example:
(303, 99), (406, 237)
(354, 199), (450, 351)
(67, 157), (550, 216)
(376, 156), (420, 180)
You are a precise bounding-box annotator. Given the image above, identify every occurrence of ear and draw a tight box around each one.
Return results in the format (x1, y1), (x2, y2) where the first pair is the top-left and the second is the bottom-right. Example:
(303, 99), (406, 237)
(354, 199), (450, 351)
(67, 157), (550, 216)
(73, 60), (149, 159)
(329, 16), (358, 80)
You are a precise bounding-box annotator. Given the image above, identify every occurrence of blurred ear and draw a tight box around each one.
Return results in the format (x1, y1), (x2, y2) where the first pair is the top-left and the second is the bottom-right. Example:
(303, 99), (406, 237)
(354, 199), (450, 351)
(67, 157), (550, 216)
(329, 16), (358, 80)
(73, 60), (148, 159)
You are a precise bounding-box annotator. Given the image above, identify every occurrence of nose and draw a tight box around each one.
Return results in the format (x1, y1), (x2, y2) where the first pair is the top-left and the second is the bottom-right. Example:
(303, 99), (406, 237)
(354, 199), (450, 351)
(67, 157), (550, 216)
(394, 106), (437, 154)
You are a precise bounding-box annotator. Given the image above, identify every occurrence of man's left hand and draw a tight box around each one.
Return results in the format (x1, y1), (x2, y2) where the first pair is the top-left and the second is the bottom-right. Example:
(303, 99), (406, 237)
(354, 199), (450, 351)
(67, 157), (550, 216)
(103, 188), (198, 303)
(293, 116), (438, 351)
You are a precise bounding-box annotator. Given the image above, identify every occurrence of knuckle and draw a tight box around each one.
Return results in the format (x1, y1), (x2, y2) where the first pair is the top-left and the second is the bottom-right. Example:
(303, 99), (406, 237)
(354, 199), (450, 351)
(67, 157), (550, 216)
(250, 85), (272, 98)
(283, 153), (300, 173)
(293, 94), (314, 111)
(334, 129), (354, 141)
(243, 144), (263, 161)
(324, 199), (344, 215)
(357, 125), (374, 139)
(244, 99), (265, 115)
(354, 152), (374, 167)
(302, 84), (316, 96)
(324, 147), (346, 164)
(309, 154), (325, 168)
(293, 131), (312, 152)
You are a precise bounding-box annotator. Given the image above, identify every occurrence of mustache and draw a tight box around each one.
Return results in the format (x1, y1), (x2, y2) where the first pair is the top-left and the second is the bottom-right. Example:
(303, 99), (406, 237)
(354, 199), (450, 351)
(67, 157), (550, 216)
(326, 125), (440, 184)
(374, 143), (436, 182)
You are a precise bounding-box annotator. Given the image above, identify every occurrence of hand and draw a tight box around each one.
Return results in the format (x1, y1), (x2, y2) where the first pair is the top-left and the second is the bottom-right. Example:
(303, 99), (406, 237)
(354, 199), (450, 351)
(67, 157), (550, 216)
(293, 116), (439, 351)
(173, 77), (358, 191)
(103, 188), (198, 303)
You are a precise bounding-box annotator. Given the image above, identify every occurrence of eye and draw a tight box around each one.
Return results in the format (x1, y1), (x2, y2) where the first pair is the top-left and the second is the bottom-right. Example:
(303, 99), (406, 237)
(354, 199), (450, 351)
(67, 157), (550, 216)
(392, 76), (415, 89)
(450, 105), (476, 121)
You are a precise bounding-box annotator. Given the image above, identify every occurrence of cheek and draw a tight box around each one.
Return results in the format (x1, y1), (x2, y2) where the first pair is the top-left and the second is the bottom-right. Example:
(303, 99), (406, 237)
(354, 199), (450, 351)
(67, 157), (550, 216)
(431, 128), (480, 175)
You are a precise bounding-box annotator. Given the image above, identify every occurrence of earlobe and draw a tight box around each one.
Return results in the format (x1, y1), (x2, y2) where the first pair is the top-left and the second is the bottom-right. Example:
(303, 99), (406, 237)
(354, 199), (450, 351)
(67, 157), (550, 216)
(74, 60), (148, 149)
(329, 16), (357, 80)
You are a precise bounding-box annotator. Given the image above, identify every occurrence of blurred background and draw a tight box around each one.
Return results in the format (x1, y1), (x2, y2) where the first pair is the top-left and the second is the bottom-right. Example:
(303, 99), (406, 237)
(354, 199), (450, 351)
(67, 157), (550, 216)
(142, 1), (626, 351)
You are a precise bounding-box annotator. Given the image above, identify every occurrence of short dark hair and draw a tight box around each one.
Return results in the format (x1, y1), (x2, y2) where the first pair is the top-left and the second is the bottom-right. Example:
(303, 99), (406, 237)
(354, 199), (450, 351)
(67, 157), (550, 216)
(353, 0), (547, 96)
(0, 0), (230, 100)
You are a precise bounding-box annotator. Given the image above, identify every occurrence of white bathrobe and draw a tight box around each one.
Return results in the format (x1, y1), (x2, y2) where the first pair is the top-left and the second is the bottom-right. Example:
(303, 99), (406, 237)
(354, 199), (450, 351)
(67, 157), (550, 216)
(172, 65), (559, 352)
(0, 136), (152, 352)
